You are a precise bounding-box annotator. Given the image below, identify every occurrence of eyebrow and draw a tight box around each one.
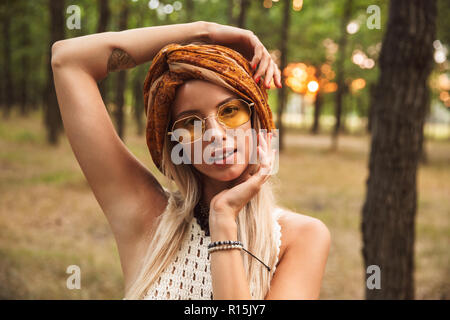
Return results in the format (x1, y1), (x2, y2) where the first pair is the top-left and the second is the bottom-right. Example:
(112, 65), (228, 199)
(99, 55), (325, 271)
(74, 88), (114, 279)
(173, 96), (239, 121)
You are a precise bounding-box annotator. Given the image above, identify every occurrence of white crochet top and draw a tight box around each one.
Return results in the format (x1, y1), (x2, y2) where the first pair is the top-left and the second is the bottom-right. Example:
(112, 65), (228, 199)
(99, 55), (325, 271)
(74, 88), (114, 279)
(143, 207), (283, 300)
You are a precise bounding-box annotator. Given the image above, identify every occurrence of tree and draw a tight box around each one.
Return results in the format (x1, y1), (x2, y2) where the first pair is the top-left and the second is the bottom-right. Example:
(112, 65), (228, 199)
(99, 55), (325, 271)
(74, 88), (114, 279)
(1, 1), (14, 118)
(44, 0), (65, 144)
(276, 0), (291, 152)
(361, 0), (437, 299)
(129, 0), (149, 136)
(227, 0), (235, 26)
(311, 65), (322, 134)
(237, 0), (250, 29)
(97, 0), (111, 104)
(283, 0), (341, 136)
(18, 15), (31, 116)
(331, 0), (353, 150)
(113, 1), (130, 139)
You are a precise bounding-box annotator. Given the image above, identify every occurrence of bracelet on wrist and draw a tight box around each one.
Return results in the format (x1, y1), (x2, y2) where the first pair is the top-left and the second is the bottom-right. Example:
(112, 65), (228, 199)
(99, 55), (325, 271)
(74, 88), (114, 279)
(207, 240), (271, 272)
(208, 243), (243, 253)
(208, 240), (242, 249)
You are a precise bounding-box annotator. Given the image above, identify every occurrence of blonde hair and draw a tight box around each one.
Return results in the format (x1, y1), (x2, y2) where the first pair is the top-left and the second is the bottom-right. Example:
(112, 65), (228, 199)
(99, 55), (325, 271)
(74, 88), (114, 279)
(124, 71), (280, 301)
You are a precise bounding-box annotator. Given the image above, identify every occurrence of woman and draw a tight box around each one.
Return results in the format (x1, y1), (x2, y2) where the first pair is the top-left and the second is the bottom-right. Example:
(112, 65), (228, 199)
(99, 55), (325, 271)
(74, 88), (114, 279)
(51, 21), (330, 300)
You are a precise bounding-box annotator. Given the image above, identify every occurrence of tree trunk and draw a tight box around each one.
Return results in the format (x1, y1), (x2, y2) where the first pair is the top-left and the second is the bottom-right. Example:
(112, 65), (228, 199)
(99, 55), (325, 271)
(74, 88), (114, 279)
(44, 0), (65, 144)
(276, 0), (291, 152)
(113, 3), (129, 139)
(331, 0), (352, 150)
(361, 0), (436, 300)
(132, 69), (145, 136)
(19, 18), (31, 116)
(131, 6), (145, 136)
(341, 93), (350, 134)
(97, 0), (110, 33)
(97, 0), (110, 105)
(237, 0), (250, 29)
(311, 92), (322, 135)
(2, 12), (13, 118)
(311, 66), (323, 134)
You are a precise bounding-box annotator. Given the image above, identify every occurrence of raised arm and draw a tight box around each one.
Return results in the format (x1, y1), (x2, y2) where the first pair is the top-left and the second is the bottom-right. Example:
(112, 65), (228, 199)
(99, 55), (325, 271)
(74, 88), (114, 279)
(51, 21), (210, 81)
(51, 21), (210, 284)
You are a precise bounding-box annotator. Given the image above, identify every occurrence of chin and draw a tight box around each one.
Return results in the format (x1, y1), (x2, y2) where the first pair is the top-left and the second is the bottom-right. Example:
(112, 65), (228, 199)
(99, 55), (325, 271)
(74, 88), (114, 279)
(195, 163), (248, 182)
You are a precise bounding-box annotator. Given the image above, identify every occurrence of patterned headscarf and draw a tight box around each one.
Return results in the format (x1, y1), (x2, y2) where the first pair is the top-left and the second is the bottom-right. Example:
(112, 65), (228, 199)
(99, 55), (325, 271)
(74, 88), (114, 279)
(143, 42), (276, 173)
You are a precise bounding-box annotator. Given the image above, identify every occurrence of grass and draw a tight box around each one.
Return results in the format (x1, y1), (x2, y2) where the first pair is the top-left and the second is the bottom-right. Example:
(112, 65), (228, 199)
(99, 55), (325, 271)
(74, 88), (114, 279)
(0, 108), (448, 299)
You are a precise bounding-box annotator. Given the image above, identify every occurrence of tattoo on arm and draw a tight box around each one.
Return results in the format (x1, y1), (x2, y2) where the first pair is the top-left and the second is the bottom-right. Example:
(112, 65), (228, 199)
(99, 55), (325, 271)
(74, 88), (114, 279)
(107, 48), (137, 73)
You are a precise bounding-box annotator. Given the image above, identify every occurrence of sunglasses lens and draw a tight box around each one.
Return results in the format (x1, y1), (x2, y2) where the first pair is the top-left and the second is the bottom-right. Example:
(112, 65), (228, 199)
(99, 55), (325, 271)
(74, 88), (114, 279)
(170, 100), (252, 143)
(172, 116), (203, 143)
(218, 100), (251, 128)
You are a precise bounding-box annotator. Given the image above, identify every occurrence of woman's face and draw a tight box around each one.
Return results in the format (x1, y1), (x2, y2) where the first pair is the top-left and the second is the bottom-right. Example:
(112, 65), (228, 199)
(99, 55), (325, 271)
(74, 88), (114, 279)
(170, 79), (254, 182)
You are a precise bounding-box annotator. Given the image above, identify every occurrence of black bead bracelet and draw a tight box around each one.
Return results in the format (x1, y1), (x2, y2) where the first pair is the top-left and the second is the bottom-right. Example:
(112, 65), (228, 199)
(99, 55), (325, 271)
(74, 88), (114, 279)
(208, 240), (243, 249)
(207, 240), (271, 272)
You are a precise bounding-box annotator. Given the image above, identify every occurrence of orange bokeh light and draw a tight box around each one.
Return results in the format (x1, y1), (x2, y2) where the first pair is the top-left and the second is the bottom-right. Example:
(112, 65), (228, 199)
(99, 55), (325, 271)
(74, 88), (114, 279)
(351, 78), (366, 92)
(284, 62), (319, 96)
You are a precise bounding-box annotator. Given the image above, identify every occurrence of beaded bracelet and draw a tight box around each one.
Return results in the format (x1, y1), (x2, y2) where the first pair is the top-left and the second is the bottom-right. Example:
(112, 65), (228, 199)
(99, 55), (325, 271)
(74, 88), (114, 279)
(208, 240), (243, 250)
(207, 240), (271, 272)
(208, 243), (243, 253)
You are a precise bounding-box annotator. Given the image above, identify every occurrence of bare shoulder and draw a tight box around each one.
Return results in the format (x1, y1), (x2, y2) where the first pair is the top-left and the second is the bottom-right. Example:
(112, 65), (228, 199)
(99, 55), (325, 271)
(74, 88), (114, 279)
(275, 207), (331, 260)
(265, 207), (331, 299)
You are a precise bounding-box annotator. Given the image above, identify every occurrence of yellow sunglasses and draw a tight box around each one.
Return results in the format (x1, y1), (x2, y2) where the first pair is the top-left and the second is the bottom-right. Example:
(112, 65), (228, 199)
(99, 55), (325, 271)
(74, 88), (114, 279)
(167, 98), (254, 144)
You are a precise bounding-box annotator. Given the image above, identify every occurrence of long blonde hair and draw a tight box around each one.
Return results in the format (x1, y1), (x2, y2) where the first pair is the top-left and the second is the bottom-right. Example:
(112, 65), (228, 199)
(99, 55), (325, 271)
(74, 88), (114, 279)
(124, 95), (280, 300)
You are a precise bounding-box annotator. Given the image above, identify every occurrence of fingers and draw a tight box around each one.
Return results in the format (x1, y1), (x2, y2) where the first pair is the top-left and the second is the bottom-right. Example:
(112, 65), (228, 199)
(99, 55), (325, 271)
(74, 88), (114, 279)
(250, 43), (263, 71)
(273, 61), (282, 88)
(247, 33), (282, 89)
(248, 32), (262, 68)
(222, 132), (275, 209)
(257, 131), (269, 161)
(264, 61), (275, 89)
(256, 131), (274, 177)
(210, 25), (282, 89)
(253, 50), (270, 82)
(234, 132), (273, 191)
(266, 61), (282, 89)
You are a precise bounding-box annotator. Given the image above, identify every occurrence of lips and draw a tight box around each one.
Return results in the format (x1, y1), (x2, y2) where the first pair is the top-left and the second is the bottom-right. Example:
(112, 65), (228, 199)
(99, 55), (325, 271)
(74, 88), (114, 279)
(211, 148), (236, 158)
(209, 148), (237, 163)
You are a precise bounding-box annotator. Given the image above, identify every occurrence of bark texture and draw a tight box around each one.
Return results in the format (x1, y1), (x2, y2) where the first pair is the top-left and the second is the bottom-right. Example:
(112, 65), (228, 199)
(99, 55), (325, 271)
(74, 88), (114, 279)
(362, 0), (437, 300)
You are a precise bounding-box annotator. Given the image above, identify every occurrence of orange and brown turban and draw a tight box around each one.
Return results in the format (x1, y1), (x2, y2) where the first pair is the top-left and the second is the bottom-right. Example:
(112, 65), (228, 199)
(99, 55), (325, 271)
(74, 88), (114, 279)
(143, 42), (276, 173)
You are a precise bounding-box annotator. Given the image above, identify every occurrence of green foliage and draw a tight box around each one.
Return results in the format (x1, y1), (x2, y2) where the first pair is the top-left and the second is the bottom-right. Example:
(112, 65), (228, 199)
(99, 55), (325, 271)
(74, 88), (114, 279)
(437, 0), (450, 45)
(1, 0), (448, 133)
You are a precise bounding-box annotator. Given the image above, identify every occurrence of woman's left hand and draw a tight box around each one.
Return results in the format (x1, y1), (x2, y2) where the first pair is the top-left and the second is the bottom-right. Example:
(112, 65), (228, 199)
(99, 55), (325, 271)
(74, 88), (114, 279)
(203, 21), (283, 89)
(209, 131), (276, 227)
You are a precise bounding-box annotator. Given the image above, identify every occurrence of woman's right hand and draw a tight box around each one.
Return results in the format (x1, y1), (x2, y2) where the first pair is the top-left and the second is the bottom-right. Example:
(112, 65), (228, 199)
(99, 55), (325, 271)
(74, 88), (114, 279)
(204, 21), (282, 89)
